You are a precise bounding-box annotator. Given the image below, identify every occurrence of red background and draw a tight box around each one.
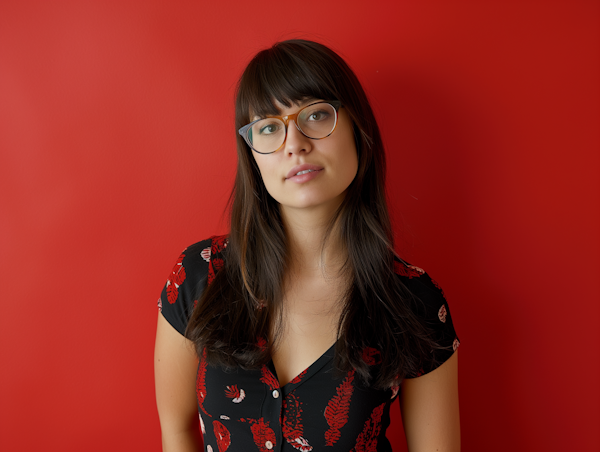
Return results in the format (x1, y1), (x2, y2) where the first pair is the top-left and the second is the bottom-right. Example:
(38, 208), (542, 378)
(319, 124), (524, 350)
(0, 1), (598, 451)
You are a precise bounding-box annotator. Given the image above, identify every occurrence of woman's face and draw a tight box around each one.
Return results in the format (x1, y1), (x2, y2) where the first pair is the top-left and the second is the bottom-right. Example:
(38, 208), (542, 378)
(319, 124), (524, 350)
(251, 98), (358, 216)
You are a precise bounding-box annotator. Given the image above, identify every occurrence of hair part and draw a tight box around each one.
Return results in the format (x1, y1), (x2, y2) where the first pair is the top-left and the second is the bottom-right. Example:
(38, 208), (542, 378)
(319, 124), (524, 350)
(186, 39), (440, 388)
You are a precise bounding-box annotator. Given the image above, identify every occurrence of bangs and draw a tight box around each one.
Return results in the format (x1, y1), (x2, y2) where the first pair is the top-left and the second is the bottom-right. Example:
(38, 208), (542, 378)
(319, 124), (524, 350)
(237, 42), (339, 123)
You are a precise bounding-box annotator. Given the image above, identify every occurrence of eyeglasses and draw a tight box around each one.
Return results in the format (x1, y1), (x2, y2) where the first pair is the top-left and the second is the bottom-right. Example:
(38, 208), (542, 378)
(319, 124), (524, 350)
(238, 101), (341, 154)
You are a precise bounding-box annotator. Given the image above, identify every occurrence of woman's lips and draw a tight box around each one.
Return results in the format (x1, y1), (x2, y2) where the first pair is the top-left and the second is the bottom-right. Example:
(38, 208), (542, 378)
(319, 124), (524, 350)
(285, 164), (324, 180)
(286, 168), (323, 183)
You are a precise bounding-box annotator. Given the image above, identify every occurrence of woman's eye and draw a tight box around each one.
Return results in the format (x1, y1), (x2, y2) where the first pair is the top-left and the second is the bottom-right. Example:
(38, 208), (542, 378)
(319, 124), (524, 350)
(307, 110), (329, 121)
(259, 123), (280, 135)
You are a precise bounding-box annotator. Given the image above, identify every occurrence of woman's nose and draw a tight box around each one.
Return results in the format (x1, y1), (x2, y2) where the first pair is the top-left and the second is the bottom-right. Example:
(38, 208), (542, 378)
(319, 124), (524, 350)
(284, 120), (312, 155)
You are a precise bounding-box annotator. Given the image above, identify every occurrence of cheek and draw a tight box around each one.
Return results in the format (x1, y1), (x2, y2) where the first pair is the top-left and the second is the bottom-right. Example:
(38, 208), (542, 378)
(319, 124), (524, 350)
(253, 156), (279, 195)
(339, 133), (359, 182)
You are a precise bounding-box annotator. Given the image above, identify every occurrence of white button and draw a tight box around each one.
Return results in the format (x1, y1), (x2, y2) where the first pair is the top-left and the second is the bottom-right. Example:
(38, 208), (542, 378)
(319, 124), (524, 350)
(272, 390), (279, 398)
(265, 440), (273, 449)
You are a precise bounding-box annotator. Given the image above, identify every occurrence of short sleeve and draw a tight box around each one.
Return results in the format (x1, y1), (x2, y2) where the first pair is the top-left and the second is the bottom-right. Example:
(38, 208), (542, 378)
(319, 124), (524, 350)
(158, 238), (213, 336)
(394, 261), (460, 377)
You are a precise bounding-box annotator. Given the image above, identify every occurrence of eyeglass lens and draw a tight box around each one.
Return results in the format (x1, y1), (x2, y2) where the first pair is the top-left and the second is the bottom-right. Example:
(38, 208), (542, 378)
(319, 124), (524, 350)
(247, 103), (337, 154)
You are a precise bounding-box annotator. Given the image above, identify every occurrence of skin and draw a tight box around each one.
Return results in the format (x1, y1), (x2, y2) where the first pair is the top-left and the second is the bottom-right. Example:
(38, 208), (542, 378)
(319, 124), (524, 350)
(154, 97), (460, 451)
(252, 99), (359, 385)
(155, 314), (202, 452)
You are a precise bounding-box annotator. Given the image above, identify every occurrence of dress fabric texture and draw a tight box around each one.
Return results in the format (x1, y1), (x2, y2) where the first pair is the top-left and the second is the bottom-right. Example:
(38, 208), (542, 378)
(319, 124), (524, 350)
(158, 235), (459, 452)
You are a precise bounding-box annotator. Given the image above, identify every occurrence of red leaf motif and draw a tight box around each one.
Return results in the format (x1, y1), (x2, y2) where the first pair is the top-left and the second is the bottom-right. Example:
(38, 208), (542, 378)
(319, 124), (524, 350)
(166, 252), (186, 303)
(289, 369), (307, 384)
(211, 235), (229, 254)
(171, 264), (186, 286)
(249, 418), (277, 452)
(393, 261), (423, 279)
(362, 347), (381, 366)
(196, 349), (211, 417)
(225, 385), (245, 403)
(213, 421), (231, 452)
(166, 280), (178, 304)
(350, 403), (386, 452)
(283, 393), (313, 451)
(324, 370), (355, 446)
(208, 264), (216, 286)
(260, 365), (279, 391)
(212, 258), (224, 272)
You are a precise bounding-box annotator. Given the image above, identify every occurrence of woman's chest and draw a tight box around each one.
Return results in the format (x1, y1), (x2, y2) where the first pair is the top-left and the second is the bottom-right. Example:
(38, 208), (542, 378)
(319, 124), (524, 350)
(197, 352), (396, 452)
(272, 281), (343, 386)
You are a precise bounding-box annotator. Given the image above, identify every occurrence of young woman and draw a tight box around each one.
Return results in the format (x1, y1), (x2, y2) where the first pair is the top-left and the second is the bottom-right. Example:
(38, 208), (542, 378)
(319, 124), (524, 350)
(155, 39), (460, 452)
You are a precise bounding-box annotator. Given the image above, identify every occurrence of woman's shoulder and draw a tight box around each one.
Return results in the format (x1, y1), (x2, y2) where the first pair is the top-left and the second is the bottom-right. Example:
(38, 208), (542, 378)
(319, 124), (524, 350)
(393, 258), (460, 374)
(157, 235), (229, 335)
(393, 258), (446, 300)
(172, 234), (229, 272)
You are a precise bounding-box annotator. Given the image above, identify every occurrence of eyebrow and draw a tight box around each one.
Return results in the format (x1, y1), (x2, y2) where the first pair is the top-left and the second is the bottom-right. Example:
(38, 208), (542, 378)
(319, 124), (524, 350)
(251, 98), (324, 121)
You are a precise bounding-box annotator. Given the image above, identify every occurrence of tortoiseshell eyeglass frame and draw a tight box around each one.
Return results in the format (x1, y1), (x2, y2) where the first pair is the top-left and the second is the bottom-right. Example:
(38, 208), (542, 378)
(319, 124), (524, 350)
(238, 100), (342, 154)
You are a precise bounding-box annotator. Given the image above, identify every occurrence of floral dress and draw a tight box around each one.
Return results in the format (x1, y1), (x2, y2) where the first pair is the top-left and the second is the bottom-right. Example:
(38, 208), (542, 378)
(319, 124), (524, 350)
(158, 236), (459, 452)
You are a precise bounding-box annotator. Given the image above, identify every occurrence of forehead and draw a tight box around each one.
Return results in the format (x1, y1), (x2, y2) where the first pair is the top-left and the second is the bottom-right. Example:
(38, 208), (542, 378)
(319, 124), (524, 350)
(250, 97), (321, 120)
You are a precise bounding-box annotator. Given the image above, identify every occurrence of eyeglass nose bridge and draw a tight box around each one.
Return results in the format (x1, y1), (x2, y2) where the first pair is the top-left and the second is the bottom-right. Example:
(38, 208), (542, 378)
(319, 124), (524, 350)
(280, 111), (304, 135)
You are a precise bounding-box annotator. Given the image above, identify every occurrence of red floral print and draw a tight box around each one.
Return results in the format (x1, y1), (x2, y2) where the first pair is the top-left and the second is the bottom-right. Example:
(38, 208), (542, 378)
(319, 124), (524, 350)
(438, 304), (447, 323)
(350, 403), (385, 452)
(249, 418), (277, 452)
(283, 393), (313, 451)
(207, 235), (228, 285)
(196, 349), (211, 417)
(408, 264), (424, 274)
(225, 385), (246, 403)
(166, 252), (186, 304)
(290, 369), (307, 384)
(212, 258), (224, 272)
(260, 365), (279, 391)
(324, 370), (355, 446)
(201, 247), (211, 262)
(157, 297), (162, 312)
(453, 338), (460, 351)
(393, 261), (422, 279)
(362, 347), (381, 366)
(213, 420), (231, 452)
(211, 235), (229, 254)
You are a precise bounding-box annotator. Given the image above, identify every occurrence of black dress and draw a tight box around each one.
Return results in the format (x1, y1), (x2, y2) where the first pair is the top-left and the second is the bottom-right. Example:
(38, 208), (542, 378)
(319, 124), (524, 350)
(158, 235), (459, 452)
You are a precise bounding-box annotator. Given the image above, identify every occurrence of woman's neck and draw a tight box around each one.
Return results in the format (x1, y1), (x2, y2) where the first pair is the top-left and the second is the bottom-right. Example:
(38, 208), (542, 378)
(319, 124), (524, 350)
(279, 202), (347, 278)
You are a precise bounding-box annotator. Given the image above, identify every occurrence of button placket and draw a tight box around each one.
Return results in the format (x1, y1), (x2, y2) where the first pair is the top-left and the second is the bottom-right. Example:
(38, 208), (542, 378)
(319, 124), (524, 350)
(260, 366), (283, 451)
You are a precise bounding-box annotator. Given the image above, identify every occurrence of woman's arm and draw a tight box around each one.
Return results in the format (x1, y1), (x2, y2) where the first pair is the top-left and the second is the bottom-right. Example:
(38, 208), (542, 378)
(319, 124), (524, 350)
(400, 351), (460, 452)
(154, 313), (203, 452)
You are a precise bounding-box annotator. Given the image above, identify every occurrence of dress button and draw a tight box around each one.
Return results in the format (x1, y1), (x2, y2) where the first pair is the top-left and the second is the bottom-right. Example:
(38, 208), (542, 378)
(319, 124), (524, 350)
(265, 440), (273, 449)
(272, 389), (279, 398)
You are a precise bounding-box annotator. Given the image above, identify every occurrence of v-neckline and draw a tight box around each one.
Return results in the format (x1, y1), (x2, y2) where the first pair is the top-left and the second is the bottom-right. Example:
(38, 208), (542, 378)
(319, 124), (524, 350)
(268, 342), (336, 391)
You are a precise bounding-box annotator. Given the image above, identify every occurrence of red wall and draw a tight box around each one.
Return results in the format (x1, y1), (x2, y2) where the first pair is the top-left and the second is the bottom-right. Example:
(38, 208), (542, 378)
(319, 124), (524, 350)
(0, 1), (598, 450)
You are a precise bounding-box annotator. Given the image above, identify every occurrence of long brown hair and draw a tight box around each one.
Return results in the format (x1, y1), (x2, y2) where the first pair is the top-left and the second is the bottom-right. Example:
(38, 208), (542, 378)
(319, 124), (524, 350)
(186, 39), (437, 388)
